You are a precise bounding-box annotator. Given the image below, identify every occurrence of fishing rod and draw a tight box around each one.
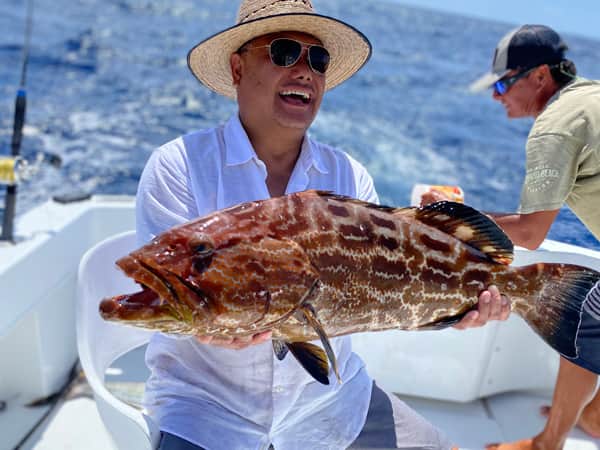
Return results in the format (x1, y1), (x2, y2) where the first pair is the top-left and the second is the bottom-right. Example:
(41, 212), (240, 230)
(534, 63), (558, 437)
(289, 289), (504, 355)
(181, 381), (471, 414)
(0, 0), (34, 242)
(0, 0), (61, 242)
(0, 0), (33, 241)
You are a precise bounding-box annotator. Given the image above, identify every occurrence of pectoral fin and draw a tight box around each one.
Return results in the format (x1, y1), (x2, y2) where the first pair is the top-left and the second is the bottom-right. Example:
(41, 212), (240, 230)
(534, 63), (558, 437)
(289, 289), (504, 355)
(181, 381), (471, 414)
(286, 341), (330, 385)
(297, 304), (341, 383)
(416, 309), (472, 330)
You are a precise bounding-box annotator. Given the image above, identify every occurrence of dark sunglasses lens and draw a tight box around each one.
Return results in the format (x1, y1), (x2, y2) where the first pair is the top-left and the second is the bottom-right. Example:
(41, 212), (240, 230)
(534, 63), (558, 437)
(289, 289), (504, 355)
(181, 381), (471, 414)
(270, 39), (302, 67)
(308, 46), (330, 74)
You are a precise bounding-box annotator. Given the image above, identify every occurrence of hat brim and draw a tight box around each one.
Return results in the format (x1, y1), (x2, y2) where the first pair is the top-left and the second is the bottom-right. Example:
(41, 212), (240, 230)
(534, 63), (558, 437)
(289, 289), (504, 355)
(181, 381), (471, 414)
(187, 13), (372, 99)
(469, 69), (510, 93)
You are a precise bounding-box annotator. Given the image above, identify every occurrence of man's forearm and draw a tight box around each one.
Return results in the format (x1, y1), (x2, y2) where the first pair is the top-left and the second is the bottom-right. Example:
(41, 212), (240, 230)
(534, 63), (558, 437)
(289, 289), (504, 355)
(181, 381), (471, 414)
(484, 210), (559, 250)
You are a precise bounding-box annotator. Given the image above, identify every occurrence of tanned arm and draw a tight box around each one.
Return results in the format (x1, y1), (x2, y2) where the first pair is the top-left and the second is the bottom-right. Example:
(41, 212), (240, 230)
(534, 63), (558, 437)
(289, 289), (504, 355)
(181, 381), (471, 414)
(487, 209), (560, 250)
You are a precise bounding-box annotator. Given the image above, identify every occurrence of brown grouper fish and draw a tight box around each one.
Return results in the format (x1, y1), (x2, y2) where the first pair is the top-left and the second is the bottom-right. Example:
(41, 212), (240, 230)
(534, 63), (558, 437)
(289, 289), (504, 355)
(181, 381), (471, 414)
(100, 190), (600, 384)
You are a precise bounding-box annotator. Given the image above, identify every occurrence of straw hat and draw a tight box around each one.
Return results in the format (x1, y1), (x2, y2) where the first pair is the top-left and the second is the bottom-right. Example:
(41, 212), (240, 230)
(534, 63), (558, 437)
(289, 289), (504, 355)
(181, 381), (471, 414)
(187, 0), (372, 99)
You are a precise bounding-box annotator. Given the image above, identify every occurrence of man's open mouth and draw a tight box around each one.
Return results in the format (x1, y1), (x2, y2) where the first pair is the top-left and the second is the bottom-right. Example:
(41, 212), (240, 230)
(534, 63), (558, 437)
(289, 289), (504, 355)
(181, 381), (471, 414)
(280, 89), (311, 105)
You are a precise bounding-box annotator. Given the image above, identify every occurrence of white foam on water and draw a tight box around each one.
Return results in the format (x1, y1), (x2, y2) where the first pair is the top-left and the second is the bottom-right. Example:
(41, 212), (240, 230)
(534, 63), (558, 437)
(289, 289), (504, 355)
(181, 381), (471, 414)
(69, 111), (104, 133)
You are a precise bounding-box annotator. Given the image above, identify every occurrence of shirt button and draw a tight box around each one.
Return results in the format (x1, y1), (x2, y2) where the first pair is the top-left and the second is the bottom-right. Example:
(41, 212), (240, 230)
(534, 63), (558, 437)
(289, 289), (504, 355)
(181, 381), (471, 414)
(273, 385), (284, 393)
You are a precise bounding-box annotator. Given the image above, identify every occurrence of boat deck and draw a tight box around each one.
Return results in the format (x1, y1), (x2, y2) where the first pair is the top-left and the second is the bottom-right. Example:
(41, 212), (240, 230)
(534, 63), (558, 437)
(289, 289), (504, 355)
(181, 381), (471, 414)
(4, 346), (599, 450)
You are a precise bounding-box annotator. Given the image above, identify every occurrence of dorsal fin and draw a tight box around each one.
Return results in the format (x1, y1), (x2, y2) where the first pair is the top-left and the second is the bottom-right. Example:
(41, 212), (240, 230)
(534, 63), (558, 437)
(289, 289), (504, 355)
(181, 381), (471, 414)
(413, 201), (514, 264)
(310, 190), (403, 214)
(308, 191), (513, 264)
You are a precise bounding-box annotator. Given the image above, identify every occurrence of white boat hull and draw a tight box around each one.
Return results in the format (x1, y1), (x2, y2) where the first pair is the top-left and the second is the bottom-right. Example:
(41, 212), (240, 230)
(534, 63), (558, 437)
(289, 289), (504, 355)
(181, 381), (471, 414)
(1, 196), (135, 403)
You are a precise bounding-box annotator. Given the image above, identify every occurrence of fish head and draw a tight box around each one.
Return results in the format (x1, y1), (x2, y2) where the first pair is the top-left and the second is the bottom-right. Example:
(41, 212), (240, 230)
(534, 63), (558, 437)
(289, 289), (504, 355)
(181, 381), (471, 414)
(99, 224), (319, 335)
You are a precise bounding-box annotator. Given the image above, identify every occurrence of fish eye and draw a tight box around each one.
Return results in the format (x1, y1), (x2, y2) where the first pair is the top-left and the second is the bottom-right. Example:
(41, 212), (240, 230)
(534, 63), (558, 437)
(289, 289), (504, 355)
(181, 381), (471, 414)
(188, 235), (214, 256)
(193, 242), (213, 255)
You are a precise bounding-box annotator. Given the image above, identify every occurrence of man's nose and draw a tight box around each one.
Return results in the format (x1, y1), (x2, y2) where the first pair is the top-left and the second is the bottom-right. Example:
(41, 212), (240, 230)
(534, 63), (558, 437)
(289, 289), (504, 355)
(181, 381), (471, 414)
(291, 48), (313, 77)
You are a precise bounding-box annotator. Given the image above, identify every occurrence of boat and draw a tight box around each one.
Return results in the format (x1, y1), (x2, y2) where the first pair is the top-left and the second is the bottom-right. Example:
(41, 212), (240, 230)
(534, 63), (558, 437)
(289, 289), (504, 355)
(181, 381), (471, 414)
(1, 194), (600, 450)
(3, 0), (600, 446)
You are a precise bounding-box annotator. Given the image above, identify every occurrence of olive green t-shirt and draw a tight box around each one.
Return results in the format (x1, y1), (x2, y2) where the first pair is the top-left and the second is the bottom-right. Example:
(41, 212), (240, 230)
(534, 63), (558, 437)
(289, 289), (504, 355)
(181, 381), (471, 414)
(519, 78), (600, 241)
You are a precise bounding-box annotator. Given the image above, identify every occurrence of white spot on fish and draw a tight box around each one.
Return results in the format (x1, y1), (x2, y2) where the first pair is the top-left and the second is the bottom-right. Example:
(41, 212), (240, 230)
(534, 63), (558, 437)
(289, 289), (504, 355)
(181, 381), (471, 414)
(455, 225), (475, 241)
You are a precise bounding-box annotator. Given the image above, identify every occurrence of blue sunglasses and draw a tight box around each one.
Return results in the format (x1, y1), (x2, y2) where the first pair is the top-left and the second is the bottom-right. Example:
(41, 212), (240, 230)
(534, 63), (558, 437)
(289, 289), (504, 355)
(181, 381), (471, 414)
(493, 66), (537, 95)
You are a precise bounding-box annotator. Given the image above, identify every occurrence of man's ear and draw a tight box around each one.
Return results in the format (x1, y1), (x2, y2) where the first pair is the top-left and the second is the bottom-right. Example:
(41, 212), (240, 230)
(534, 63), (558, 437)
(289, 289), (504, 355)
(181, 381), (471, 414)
(230, 53), (243, 86)
(536, 64), (552, 85)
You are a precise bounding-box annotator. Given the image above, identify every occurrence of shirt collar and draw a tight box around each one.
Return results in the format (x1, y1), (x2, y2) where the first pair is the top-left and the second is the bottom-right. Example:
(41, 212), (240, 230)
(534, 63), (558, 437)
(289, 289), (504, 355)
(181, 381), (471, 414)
(224, 113), (329, 175)
(544, 77), (578, 111)
(224, 114), (256, 166)
(297, 133), (329, 175)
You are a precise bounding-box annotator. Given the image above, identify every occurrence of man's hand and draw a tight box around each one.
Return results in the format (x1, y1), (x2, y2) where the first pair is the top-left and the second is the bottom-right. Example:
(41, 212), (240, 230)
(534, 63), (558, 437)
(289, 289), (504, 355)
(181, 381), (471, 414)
(196, 331), (272, 350)
(419, 188), (452, 206)
(453, 285), (511, 330)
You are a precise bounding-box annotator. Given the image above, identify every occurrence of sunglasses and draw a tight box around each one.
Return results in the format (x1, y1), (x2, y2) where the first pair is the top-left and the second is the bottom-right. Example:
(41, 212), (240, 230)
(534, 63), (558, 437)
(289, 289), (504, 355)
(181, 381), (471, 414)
(241, 38), (330, 75)
(493, 66), (538, 95)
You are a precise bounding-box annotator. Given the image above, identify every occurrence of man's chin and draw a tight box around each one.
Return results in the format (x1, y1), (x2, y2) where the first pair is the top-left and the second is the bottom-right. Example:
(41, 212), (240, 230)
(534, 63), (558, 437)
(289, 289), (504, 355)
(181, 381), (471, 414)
(275, 114), (316, 131)
(506, 108), (524, 119)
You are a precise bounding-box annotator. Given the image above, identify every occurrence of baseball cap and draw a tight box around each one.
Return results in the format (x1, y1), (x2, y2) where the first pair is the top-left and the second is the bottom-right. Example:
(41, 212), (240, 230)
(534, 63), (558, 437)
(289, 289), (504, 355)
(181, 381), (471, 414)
(470, 24), (568, 92)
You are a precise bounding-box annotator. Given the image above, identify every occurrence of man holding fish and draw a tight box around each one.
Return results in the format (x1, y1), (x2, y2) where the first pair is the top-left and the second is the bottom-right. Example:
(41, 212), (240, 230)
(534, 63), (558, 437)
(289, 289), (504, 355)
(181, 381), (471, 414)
(422, 24), (600, 450)
(126, 1), (510, 449)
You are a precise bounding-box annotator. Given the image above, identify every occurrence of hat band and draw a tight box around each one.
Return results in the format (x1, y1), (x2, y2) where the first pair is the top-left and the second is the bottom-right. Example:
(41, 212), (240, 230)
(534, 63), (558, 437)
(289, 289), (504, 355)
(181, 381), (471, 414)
(239, 0), (315, 23)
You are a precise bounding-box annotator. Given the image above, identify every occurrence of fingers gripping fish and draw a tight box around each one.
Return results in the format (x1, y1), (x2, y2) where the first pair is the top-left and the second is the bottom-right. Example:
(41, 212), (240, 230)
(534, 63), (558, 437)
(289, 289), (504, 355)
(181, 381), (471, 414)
(100, 190), (600, 385)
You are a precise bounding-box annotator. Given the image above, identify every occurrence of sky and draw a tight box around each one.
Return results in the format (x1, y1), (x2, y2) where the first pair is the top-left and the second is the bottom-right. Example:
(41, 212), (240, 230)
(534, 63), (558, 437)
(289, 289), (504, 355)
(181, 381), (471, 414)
(393, 0), (600, 41)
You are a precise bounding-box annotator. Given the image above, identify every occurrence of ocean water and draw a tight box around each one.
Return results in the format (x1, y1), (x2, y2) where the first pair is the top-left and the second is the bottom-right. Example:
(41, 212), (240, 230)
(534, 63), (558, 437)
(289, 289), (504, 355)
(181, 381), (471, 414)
(1, 0), (599, 250)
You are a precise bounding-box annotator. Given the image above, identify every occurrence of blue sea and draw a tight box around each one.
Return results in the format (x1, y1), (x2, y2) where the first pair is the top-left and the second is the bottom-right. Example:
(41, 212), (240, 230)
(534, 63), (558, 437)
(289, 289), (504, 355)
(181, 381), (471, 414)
(1, 0), (599, 250)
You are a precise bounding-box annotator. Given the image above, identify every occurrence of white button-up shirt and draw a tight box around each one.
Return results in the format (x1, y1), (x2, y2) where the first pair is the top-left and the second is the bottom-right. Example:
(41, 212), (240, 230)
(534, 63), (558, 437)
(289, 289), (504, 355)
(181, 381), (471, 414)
(137, 114), (379, 450)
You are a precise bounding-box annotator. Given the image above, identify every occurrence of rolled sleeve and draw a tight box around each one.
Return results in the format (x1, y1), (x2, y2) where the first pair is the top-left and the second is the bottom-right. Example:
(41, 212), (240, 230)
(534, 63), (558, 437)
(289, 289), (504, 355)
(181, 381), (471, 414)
(136, 145), (198, 246)
(518, 133), (580, 214)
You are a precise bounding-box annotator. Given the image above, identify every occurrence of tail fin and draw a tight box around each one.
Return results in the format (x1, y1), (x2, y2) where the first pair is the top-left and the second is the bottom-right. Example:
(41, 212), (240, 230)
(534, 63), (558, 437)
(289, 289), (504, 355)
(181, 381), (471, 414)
(523, 264), (600, 374)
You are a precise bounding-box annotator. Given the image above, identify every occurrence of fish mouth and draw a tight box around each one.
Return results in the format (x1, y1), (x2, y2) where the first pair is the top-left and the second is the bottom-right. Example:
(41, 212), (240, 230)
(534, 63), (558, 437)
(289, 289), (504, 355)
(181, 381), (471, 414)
(99, 254), (209, 331)
(100, 287), (164, 321)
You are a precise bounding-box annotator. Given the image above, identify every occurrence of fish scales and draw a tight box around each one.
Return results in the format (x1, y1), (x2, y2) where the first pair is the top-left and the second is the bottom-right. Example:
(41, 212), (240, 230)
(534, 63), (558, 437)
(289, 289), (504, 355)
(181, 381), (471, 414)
(100, 190), (600, 383)
(277, 196), (486, 335)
